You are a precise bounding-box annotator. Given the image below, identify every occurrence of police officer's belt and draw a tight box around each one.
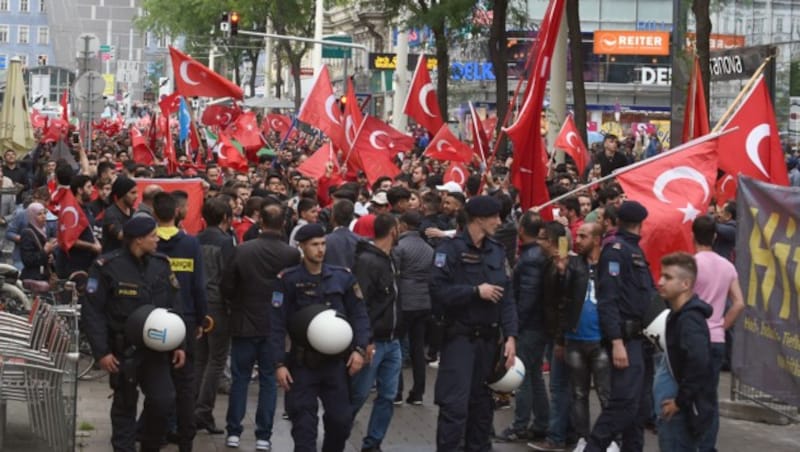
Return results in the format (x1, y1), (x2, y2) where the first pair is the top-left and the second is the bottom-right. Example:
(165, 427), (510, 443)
(446, 322), (499, 341)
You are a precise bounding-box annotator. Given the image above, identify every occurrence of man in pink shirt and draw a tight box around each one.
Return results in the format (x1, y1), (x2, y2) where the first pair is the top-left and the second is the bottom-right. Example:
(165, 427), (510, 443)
(691, 216), (745, 452)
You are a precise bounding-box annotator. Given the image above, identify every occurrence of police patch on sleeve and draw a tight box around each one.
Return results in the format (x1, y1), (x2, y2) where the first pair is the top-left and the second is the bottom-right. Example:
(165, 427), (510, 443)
(86, 277), (98, 294)
(608, 261), (620, 276)
(434, 252), (447, 268)
(271, 291), (284, 308)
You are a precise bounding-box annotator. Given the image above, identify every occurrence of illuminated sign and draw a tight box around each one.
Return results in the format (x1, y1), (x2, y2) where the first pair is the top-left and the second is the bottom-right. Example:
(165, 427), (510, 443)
(593, 30), (670, 56)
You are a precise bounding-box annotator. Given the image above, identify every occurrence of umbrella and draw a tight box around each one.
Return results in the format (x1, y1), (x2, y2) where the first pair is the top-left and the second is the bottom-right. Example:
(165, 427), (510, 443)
(587, 131), (605, 145)
(0, 57), (36, 155)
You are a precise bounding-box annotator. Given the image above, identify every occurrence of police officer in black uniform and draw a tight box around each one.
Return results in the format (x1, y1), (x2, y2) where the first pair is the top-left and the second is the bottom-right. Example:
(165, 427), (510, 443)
(429, 195), (518, 452)
(585, 201), (655, 452)
(82, 215), (186, 452)
(270, 223), (370, 452)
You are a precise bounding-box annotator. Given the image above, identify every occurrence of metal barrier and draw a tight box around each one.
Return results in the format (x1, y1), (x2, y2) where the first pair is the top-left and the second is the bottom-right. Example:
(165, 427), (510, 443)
(730, 373), (800, 424)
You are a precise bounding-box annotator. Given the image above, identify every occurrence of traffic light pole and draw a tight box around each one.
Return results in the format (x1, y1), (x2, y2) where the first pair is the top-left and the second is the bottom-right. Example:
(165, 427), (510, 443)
(237, 30), (369, 73)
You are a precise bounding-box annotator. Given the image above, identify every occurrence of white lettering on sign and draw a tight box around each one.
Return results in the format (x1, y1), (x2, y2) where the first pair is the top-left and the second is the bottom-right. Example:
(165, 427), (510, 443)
(619, 36), (663, 47)
(638, 67), (672, 85)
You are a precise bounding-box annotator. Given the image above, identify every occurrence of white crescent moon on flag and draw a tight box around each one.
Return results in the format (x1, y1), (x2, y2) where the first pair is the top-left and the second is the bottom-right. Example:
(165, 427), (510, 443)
(419, 83), (437, 117)
(270, 119), (281, 129)
(720, 174), (734, 192)
(566, 132), (580, 149)
(745, 123), (770, 178)
(324, 95), (340, 125)
(369, 130), (389, 149)
(652, 166), (710, 204)
(220, 112), (232, 125)
(436, 140), (452, 153)
(346, 117), (357, 146)
(179, 61), (201, 86)
(450, 166), (465, 185)
(61, 207), (79, 228)
(217, 144), (228, 160)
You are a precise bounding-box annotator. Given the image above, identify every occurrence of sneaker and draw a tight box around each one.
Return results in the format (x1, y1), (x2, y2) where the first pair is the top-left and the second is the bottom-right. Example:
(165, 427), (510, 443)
(495, 426), (530, 442)
(528, 439), (566, 451)
(225, 435), (240, 448)
(256, 439), (271, 451)
(572, 438), (587, 452)
(606, 441), (620, 452)
(406, 395), (423, 406)
(428, 359), (439, 369)
(393, 394), (404, 406)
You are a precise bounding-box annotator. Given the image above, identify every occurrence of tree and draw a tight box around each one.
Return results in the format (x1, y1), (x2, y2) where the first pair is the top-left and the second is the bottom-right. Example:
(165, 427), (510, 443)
(692, 0), (712, 115)
(566, 0), (587, 144)
(488, 0), (509, 149)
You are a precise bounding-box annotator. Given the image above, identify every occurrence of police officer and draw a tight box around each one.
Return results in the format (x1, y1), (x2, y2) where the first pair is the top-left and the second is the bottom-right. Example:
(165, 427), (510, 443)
(430, 195), (518, 452)
(585, 201), (655, 452)
(82, 215), (186, 452)
(270, 223), (370, 452)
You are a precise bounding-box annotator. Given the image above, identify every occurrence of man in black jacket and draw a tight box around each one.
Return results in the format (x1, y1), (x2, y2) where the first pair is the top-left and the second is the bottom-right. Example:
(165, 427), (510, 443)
(221, 204), (301, 450)
(655, 252), (714, 451)
(350, 213), (402, 452)
(195, 197), (236, 434)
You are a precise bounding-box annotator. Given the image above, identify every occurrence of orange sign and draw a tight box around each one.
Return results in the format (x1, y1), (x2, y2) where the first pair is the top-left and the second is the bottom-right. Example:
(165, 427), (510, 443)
(685, 33), (745, 50)
(593, 30), (671, 56)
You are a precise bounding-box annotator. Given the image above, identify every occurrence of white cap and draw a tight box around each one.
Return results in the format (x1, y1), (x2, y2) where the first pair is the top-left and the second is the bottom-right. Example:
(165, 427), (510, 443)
(371, 191), (389, 205)
(435, 181), (463, 194)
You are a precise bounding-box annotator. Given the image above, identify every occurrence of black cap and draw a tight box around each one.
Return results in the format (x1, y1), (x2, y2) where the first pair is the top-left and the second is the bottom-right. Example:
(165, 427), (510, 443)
(123, 215), (157, 238)
(465, 195), (501, 218)
(111, 177), (137, 200)
(294, 223), (325, 243)
(618, 200), (648, 223)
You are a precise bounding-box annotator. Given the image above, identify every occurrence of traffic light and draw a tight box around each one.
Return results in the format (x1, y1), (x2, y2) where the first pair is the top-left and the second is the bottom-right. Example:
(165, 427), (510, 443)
(230, 11), (240, 36)
(220, 12), (230, 34)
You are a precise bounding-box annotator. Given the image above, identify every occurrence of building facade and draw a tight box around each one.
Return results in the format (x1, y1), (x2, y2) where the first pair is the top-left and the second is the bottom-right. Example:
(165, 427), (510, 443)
(0, 0), (53, 70)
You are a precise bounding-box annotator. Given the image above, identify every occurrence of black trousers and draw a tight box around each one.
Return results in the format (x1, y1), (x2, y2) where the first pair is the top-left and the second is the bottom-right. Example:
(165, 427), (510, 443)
(171, 317), (198, 451)
(194, 303), (231, 427)
(397, 309), (430, 400)
(111, 350), (175, 452)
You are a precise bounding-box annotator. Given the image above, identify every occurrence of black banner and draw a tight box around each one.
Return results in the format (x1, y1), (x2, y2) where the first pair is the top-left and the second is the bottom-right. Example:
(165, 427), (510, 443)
(733, 176), (800, 406)
(709, 45), (774, 82)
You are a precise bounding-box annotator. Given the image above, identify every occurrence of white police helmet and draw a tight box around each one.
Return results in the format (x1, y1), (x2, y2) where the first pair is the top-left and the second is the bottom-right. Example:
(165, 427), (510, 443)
(125, 305), (186, 352)
(487, 356), (526, 393)
(307, 309), (353, 355)
(642, 294), (669, 352)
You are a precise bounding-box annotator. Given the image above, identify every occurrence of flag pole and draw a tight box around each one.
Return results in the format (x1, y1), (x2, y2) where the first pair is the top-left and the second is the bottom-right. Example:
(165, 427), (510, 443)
(342, 117), (367, 169)
(532, 127), (738, 212)
(686, 54), (698, 141)
(711, 56), (772, 132)
(183, 100), (207, 166)
(468, 101), (488, 168)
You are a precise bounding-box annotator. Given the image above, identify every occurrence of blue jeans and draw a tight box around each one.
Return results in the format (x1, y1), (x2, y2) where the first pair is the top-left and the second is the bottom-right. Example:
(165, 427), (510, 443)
(350, 339), (402, 449)
(653, 354), (700, 451)
(512, 329), (550, 433)
(547, 345), (571, 444)
(225, 336), (277, 441)
(698, 343), (725, 452)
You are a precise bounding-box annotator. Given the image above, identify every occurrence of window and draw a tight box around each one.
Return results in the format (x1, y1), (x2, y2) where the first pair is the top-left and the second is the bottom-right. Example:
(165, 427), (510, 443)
(17, 54), (27, 66)
(37, 54), (46, 65)
(39, 0), (45, 12)
(37, 26), (48, 44)
(20, 0), (29, 12)
(18, 25), (29, 44)
(0, 0), (8, 12)
(0, 25), (8, 43)
(776, 17), (783, 34)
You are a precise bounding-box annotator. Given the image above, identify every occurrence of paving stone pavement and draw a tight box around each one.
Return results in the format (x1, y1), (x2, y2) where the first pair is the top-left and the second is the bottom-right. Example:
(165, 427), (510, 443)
(2, 367), (799, 451)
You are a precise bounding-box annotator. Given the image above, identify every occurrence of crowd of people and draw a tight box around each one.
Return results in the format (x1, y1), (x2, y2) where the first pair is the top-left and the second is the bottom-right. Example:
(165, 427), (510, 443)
(4, 112), (792, 452)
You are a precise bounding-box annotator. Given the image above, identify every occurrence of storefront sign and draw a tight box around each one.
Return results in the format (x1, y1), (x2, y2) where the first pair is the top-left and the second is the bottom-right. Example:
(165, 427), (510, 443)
(593, 30), (670, 56)
(637, 66), (672, 85)
(451, 62), (495, 81)
(685, 33), (745, 50)
(709, 45), (773, 82)
(368, 53), (438, 71)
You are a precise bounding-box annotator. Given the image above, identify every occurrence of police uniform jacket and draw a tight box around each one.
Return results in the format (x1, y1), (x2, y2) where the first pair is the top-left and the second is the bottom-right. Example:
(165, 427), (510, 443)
(82, 249), (182, 360)
(596, 229), (656, 341)
(429, 229), (518, 338)
(269, 263), (370, 367)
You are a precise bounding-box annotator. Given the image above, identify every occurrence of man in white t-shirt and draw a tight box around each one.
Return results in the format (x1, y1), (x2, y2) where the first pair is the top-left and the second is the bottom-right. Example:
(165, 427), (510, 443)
(691, 215), (745, 452)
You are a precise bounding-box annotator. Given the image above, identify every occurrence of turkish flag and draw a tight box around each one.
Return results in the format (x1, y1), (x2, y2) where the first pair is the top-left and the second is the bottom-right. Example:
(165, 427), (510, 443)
(53, 188), (90, 252)
(424, 125), (473, 163)
(135, 178), (205, 234)
(42, 118), (69, 144)
(482, 116), (498, 141)
(617, 139), (719, 279)
(358, 116), (415, 157)
(60, 89), (69, 122)
(159, 92), (182, 116)
(504, 0), (565, 217)
(444, 162), (469, 188)
(201, 104), (240, 128)
(297, 66), (347, 151)
(297, 143), (341, 180)
(468, 102), (489, 163)
(349, 124), (401, 185)
(718, 76), (789, 185)
(681, 55), (710, 144)
(216, 133), (249, 173)
(403, 56), (444, 134)
(554, 114), (590, 175)
(343, 78), (364, 149)
(225, 111), (264, 153)
(263, 113), (293, 137)
(169, 46), (244, 99)
(715, 172), (737, 208)
(30, 109), (45, 129)
(130, 125), (155, 165)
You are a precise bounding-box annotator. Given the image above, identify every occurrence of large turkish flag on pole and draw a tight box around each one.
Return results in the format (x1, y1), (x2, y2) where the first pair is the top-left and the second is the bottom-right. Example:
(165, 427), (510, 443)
(169, 46), (243, 99)
(617, 139), (719, 279)
(554, 114), (590, 175)
(424, 125), (474, 163)
(718, 75), (789, 186)
(343, 78), (364, 150)
(681, 55), (710, 144)
(403, 56), (444, 134)
(297, 65), (347, 151)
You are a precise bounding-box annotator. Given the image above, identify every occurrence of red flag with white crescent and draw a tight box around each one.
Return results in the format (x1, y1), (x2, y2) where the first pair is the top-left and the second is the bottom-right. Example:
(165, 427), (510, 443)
(358, 116), (415, 157)
(54, 188), (90, 252)
(343, 78), (364, 150)
(348, 122), (401, 185)
(403, 56), (444, 134)
(201, 104), (240, 128)
(423, 125), (473, 163)
(297, 142), (341, 180)
(129, 125), (155, 165)
(554, 114), (590, 175)
(444, 163), (469, 188)
(297, 66), (347, 151)
(216, 133), (249, 173)
(169, 46), (243, 99)
(715, 172), (737, 208)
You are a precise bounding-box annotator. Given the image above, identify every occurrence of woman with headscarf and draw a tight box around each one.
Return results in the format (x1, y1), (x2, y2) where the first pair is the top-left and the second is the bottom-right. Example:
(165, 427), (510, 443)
(20, 202), (57, 283)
